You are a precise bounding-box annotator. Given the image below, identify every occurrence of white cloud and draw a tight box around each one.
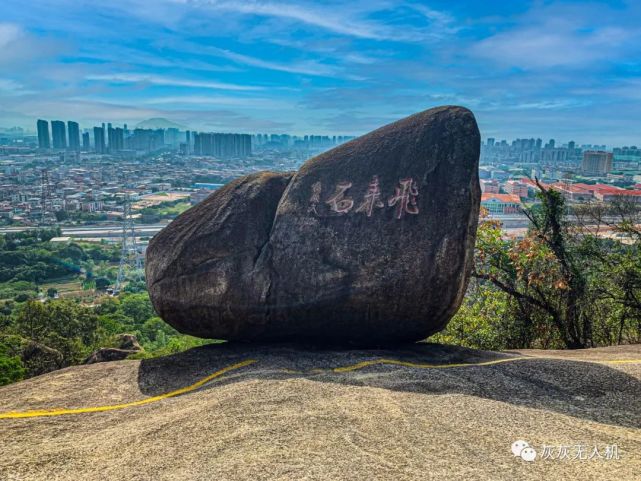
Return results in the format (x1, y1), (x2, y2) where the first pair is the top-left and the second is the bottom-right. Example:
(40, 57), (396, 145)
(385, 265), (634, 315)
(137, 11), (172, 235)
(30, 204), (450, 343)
(472, 14), (632, 70)
(141, 94), (291, 109)
(0, 78), (24, 92)
(0, 22), (66, 67)
(85, 73), (263, 91)
(158, 39), (369, 78)
(0, 94), (295, 131)
(206, 47), (339, 76)
(172, 0), (388, 40)
(0, 23), (22, 48)
(166, 0), (452, 42)
(80, 44), (243, 73)
(408, 4), (460, 38)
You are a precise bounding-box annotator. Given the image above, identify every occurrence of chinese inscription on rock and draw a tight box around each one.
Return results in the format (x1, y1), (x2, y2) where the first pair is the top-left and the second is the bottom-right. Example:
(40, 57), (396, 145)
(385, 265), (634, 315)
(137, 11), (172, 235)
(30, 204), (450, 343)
(310, 176), (420, 219)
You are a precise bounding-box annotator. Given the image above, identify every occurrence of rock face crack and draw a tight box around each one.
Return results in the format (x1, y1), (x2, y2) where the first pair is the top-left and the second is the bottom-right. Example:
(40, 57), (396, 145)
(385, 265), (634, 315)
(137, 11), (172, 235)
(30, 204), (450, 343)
(146, 105), (481, 344)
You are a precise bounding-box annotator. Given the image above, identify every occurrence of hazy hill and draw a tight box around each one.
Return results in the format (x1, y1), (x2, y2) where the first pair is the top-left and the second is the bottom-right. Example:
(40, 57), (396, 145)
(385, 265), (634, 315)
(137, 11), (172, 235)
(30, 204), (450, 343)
(134, 118), (188, 130)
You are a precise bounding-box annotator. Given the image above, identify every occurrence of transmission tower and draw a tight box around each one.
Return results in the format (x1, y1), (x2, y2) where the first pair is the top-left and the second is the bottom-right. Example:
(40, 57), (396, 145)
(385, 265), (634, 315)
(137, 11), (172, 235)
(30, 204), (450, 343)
(114, 194), (144, 294)
(40, 169), (54, 225)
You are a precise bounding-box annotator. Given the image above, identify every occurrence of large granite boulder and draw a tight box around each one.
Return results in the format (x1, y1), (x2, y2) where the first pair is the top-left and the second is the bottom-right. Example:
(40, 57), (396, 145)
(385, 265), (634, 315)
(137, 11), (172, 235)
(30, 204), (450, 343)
(146, 171), (294, 339)
(147, 106), (481, 344)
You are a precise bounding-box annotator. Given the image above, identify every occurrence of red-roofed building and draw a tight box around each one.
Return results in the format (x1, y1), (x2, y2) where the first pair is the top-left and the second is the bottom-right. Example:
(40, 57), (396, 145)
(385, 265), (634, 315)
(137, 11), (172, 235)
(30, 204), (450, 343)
(550, 182), (594, 202)
(546, 182), (641, 203)
(573, 182), (599, 191)
(594, 189), (641, 203)
(589, 183), (625, 194)
(481, 193), (522, 214)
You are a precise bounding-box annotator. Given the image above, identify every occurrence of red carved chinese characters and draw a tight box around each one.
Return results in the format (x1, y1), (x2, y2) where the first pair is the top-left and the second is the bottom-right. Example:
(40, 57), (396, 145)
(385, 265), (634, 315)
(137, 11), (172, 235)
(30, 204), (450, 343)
(387, 177), (419, 219)
(311, 176), (419, 219)
(355, 175), (384, 217)
(325, 181), (354, 214)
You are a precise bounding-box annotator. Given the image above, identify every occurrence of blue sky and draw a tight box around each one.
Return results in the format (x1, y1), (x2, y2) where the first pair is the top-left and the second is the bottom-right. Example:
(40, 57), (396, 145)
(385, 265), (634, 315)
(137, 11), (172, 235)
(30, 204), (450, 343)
(1, 0), (640, 145)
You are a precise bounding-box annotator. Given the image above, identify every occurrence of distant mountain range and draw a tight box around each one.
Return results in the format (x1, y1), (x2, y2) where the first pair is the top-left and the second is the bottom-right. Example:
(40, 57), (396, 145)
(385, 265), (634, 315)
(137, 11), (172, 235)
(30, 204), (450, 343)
(134, 118), (188, 130)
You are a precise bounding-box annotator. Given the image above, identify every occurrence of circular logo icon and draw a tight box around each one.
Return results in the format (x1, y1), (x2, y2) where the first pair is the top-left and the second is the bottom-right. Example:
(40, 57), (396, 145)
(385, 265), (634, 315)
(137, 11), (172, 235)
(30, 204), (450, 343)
(511, 440), (529, 457)
(520, 447), (537, 462)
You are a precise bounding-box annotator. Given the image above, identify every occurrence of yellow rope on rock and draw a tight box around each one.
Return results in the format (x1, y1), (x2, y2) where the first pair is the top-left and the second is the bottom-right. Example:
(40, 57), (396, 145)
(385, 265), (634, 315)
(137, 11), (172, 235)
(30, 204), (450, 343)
(0, 359), (257, 419)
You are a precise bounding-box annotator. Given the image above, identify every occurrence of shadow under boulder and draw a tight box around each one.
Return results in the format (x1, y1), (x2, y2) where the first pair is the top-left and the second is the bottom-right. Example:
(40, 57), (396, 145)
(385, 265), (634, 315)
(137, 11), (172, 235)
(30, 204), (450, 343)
(137, 342), (641, 429)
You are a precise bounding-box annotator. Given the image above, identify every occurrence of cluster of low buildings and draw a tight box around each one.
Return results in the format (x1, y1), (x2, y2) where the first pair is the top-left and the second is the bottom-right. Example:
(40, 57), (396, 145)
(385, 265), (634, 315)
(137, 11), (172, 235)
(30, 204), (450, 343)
(0, 158), (173, 223)
(0, 135), (330, 224)
(480, 176), (641, 216)
(478, 137), (641, 216)
(0, 151), (225, 223)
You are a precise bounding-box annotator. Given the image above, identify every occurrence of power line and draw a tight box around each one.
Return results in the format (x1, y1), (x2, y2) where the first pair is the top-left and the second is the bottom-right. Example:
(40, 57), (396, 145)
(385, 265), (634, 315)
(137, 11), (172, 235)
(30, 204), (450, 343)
(114, 193), (144, 294)
(40, 168), (54, 225)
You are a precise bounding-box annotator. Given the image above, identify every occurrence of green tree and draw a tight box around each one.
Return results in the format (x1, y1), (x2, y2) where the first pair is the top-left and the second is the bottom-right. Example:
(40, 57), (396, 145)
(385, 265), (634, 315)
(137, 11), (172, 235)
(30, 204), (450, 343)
(14, 301), (49, 341)
(573, 198), (641, 344)
(94, 277), (111, 291)
(120, 293), (155, 324)
(473, 182), (592, 348)
(0, 338), (26, 386)
(141, 317), (178, 344)
(15, 300), (99, 366)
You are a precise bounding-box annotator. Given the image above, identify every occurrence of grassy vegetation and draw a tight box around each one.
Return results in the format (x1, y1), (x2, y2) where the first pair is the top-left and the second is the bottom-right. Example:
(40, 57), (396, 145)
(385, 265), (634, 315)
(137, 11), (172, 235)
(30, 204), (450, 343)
(139, 200), (191, 220)
(0, 229), (217, 386)
(40, 276), (86, 298)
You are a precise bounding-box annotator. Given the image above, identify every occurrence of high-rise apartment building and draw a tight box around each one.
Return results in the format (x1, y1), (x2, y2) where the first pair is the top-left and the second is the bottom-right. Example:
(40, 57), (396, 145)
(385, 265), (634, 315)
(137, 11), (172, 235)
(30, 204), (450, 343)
(37, 119), (50, 149)
(111, 127), (124, 151)
(193, 132), (251, 158)
(82, 132), (90, 150)
(93, 126), (106, 154)
(51, 120), (67, 149)
(582, 151), (613, 175)
(107, 124), (113, 149)
(67, 121), (80, 150)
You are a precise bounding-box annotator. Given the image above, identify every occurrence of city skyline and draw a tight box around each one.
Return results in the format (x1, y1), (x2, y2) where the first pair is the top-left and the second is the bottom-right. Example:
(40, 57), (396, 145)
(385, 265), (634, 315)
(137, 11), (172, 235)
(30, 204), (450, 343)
(26, 117), (358, 158)
(26, 117), (633, 151)
(1, 1), (641, 143)
(24, 117), (631, 151)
